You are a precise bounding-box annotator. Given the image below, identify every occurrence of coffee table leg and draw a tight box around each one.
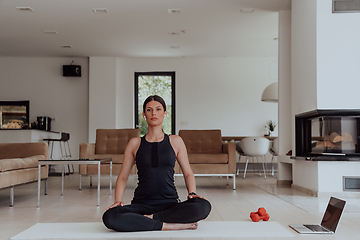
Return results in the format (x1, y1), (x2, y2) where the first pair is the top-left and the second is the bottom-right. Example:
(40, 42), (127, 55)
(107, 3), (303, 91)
(233, 174), (236, 190)
(61, 165), (64, 196)
(38, 163), (41, 208)
(97, 162), (100, 206)
(110, 161), (112, 196)
(79, 175), (82, 190)
(45, 178), (48, 195)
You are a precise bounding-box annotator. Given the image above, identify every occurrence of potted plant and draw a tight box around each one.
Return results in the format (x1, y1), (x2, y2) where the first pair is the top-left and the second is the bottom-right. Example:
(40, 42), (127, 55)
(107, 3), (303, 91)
(265, 120), (277, 137)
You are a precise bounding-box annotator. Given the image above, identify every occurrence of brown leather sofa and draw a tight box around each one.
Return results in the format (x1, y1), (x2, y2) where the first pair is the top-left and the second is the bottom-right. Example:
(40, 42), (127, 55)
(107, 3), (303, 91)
(79, 128), (140, 186)
(177, 129), (237, 189)
(0, 142), (48, 206)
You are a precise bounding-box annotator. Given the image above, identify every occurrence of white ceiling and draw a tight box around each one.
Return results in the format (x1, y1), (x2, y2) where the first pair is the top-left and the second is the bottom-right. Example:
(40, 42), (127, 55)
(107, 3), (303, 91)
(0, 0), (291, 58)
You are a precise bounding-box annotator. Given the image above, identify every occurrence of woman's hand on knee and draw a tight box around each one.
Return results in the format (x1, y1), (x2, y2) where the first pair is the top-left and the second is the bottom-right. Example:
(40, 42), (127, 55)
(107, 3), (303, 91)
(107, 201), (124, 210)
(187, 194), (205, 200)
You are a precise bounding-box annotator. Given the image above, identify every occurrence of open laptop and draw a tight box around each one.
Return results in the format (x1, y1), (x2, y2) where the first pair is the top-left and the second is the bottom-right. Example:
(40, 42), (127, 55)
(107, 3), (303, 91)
(289, 196), (346, 234)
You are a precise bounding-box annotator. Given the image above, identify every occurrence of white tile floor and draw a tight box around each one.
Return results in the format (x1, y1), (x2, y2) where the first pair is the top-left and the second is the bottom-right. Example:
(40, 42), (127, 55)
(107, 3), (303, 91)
(1, 173), (360, 239)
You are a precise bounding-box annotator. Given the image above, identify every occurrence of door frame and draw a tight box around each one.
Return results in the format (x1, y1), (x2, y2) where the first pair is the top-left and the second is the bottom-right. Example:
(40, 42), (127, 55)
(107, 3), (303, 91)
(134, 71), (176, 135)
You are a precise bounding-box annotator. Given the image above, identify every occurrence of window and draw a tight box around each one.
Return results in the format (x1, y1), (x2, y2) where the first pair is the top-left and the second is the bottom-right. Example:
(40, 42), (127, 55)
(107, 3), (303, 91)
(134, 72), (175, 136)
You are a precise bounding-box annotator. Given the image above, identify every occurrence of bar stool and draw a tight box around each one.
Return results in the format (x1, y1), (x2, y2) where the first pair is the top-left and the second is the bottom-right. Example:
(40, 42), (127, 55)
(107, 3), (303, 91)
(44, 132), (74, 174)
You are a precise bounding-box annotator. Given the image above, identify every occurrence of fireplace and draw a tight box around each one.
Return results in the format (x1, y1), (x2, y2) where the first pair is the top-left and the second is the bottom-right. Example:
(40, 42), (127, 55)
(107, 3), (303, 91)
(295, 109), (360, 161)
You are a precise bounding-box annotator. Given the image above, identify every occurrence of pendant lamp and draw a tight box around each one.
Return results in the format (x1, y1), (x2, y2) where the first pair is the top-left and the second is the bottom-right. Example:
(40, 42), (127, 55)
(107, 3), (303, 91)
(261, 82), (278, 102)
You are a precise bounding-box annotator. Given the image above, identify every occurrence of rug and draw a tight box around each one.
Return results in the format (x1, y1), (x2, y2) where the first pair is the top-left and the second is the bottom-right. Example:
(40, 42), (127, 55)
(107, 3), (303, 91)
(11, 221), (296, 239)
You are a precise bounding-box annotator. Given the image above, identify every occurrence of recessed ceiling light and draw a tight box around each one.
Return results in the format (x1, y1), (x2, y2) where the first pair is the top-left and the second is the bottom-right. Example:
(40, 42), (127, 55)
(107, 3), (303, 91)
(43, 30), (58, 34)
(240, 8), (255, 13)
(16, 7), (34, 12)
(60, 45), (72, 49)
(93, 8), (108, 13)
(168, 32), (180, 35)
(168, 9), (181, 14)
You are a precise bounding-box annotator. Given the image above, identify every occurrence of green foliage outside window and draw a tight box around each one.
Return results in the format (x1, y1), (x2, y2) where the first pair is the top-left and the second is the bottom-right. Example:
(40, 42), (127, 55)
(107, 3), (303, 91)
(138, 75), (172, 137)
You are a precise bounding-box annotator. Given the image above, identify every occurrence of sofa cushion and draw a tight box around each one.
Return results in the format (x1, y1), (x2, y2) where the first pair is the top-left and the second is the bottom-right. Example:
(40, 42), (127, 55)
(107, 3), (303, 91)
(187, 154), (228, 164)
(0, 142), (48, 160)
(86, 154), (123, 164)
(0, 155), (45, 172)
(0, 158), (23, 172)
(95, 129), (140, 154)
(179, 130), (223, 154)
(24, 155), (45, 168)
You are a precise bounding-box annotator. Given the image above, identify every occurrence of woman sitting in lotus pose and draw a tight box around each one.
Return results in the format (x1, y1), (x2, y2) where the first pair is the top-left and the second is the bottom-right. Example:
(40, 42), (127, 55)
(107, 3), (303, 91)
(102, 95), (211, 232)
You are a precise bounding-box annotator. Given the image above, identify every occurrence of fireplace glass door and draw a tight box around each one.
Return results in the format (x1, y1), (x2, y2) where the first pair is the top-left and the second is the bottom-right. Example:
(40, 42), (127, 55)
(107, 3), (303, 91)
(310, 116), (360, 155)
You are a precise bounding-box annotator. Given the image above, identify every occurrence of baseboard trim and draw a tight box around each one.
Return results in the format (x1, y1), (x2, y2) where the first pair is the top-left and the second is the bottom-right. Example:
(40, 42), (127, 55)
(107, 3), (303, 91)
(276, 180), (292, 188)
(291, 184), (318, 197)
(291, 184), (360, 198)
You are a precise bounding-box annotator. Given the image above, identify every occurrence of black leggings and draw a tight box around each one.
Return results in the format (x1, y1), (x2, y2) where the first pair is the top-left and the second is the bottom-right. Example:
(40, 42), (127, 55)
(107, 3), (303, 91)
(102, 197), (211, 232)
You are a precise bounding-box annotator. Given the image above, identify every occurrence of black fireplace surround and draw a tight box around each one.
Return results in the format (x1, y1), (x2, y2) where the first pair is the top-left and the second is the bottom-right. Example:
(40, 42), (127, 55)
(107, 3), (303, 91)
(295, 109), (360, 161)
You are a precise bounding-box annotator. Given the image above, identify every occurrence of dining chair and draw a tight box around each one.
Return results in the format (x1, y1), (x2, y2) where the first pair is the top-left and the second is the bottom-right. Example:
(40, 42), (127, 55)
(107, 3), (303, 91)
(240, 137), (270, 178)
(236, 141), (247, 175)
(269, 137), (279, 176)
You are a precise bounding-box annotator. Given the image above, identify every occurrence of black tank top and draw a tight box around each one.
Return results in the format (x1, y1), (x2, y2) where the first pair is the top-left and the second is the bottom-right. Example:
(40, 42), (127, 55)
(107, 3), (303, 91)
(132, 134), (179, 205)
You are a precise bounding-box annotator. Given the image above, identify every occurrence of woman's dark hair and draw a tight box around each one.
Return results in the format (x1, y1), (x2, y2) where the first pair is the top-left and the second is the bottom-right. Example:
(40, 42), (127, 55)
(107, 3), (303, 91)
(143, 95), (166, 112)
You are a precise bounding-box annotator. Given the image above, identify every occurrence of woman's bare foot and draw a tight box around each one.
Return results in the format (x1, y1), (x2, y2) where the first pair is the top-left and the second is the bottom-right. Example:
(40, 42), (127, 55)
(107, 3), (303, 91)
(162, 222), (198, 231)
(144, 214), (153, 219)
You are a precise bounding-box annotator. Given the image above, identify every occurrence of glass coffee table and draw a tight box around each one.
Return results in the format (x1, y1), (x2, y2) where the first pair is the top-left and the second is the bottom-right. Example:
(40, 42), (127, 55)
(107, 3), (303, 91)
(37, 158), (112, 207)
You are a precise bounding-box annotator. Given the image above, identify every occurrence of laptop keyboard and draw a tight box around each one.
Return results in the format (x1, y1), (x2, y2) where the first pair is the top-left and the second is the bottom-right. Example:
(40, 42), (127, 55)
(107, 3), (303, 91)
(304, 225), (331, 232)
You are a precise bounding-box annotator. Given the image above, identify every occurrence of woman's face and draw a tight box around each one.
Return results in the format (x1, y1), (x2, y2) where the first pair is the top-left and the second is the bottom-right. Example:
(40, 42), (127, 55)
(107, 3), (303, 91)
(143, 100), (167, 126)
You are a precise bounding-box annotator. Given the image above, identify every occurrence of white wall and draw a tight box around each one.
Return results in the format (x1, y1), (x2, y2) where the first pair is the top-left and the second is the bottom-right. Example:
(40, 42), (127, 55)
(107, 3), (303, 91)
(291, 0), (360, 113)
(316, 0), (360, 109)
(318, 162), (360, 193)
(293, 160), (319, 192)
(291, 0), (318, 117)
(0, 57), (89, 160)
(293, 161), (360, 195)
(88, 57), (117, 142)
(116, 58), (134, 129)
(291, 0), (318, 155)
(88, 57), (279, 142)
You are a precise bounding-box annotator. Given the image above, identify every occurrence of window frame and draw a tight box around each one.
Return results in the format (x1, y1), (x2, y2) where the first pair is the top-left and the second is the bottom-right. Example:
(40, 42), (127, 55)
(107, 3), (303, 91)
(134, 71), (176, 135)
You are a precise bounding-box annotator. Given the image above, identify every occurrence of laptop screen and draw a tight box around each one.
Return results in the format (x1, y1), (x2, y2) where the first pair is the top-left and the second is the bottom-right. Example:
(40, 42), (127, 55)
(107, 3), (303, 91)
(321, 197), (346, 232)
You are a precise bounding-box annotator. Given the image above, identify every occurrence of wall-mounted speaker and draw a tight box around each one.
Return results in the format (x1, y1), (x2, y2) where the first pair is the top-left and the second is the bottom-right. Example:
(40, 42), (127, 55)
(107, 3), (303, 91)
(63, 65), (81, 77)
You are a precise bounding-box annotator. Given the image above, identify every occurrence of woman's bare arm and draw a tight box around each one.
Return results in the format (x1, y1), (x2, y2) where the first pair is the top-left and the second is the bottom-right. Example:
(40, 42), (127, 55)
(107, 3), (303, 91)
(108, 137), (140, 209)
(170, 135), (199, 197)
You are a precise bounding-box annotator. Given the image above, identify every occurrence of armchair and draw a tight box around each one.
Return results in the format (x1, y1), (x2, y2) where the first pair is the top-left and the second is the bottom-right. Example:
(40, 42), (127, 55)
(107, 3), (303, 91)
(79, 128), (140, 186)
(177, 129), (236, 189)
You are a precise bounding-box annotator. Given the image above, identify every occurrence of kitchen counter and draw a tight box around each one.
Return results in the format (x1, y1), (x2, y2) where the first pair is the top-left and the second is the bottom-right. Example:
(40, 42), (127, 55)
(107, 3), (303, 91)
(0, 129), (60, 143)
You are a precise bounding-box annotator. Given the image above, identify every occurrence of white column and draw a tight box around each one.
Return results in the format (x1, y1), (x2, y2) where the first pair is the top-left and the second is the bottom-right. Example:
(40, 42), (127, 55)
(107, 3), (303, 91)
(278, 10), (292, 156)
(277, 10), (293, 185)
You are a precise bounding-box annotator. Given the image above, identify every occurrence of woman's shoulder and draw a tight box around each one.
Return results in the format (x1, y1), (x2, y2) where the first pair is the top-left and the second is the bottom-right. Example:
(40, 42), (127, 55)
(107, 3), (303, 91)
(169, 134), (181, 140)
(169, 135), (185, 146)
(127, 137), (142, 148)
(125, 137), (142, 156)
